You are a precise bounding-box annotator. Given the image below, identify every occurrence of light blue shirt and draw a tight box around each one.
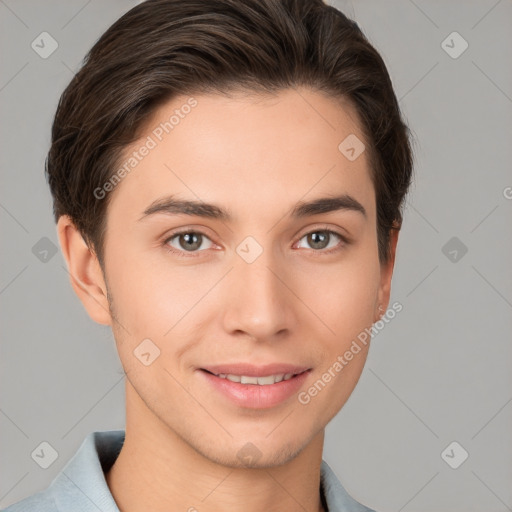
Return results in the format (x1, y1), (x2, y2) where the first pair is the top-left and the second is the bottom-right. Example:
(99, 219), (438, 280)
(2, 430), (376, 512)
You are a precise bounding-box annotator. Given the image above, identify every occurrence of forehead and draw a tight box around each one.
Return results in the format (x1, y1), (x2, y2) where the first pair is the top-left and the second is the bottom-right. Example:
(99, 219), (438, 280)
(107, 87), (375, 224)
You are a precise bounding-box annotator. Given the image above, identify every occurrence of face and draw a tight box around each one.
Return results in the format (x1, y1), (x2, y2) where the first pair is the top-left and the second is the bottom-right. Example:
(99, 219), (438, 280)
(70, 88), (395, 468)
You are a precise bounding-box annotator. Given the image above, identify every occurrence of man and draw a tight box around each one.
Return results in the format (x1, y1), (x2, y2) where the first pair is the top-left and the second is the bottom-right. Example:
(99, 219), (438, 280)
(3, 0), (413, 510)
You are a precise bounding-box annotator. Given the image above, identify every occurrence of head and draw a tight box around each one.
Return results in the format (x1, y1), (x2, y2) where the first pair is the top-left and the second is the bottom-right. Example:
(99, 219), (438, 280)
(52, 0), (414, 468)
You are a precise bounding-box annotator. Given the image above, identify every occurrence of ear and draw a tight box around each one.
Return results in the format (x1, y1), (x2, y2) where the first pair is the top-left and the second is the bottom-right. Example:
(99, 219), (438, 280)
(374, 227), (399, 322)
(57, 215), (112, 326)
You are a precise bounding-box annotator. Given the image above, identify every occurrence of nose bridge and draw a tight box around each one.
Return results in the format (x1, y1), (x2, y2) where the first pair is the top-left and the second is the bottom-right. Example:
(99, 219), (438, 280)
(222, 238), (292, 339)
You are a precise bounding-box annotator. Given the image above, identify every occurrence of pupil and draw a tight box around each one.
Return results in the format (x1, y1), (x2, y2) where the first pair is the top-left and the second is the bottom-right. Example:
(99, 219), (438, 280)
(309, 231), (328, 249)
(181, 233), (201, 251)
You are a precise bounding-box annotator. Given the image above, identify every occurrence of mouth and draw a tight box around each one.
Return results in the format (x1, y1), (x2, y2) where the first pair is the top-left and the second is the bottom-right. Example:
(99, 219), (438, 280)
(198, 366), (312, 409)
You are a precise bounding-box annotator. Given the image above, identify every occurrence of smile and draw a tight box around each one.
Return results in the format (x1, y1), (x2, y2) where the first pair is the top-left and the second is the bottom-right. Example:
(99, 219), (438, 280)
(205, 371), (304, 385)
(200, 368), (311, 409)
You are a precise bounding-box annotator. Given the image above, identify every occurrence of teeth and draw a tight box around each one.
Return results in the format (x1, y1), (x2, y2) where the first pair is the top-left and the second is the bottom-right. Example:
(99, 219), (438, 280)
(256, 375), (276, 385)
(216, 373), (297, 385)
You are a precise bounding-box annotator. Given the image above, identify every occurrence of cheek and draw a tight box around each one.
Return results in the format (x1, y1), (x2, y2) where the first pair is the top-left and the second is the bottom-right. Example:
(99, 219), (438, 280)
(297, 257), (379, 419)
(106, 247), (217, 344)
(297, 252), (380, 345)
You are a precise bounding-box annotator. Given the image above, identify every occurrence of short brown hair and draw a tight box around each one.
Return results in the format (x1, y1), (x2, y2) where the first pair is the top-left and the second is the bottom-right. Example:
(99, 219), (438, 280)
(46, 0), (414, 267)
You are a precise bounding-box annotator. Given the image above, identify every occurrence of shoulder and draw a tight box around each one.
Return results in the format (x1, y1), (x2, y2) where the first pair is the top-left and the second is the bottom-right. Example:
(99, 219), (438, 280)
(321, 459), (378, 512)
(2, 429), (124, 512)
(1, 487), (57, 512)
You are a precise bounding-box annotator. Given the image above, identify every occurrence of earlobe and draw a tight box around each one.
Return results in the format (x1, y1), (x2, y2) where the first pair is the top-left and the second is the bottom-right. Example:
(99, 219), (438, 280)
(57, 215), (112, 326)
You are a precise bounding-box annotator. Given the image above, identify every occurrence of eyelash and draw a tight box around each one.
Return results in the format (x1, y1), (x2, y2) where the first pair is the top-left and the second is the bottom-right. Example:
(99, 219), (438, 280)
(162, 226), (350, 259)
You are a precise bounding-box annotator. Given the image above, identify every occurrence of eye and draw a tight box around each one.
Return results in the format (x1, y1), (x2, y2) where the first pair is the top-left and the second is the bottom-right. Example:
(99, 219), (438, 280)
(295, 229), (346, 253)
(163, 227), (349, 259)
(164, 230), (214, 256)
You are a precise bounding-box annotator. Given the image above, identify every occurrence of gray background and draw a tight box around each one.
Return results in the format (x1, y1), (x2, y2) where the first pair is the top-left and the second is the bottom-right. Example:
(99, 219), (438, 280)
(1, 0), (511, 510)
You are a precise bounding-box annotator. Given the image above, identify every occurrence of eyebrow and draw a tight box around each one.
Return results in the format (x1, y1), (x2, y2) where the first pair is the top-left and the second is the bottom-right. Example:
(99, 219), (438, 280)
(139, 194), (367, 222)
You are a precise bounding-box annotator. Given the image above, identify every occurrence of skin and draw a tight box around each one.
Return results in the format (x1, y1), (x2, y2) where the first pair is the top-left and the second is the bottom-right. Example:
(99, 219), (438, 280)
(57, 87), (398, 512)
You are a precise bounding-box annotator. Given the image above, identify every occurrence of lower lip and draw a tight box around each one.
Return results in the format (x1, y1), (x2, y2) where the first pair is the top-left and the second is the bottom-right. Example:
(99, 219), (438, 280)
(199, 369), (311, 409)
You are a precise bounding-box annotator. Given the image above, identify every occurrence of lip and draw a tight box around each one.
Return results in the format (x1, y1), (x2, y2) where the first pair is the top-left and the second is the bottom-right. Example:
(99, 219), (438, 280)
(200, 363), (311, 377)
(198, 366), (312, 409)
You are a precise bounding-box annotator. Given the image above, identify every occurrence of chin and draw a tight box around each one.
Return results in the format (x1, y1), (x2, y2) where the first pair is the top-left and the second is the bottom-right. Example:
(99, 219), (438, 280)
(192, 433), (309, 470)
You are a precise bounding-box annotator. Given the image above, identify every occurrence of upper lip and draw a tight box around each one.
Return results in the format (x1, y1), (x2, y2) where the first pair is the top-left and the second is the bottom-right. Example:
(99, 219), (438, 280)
(200, 363), (311, 377)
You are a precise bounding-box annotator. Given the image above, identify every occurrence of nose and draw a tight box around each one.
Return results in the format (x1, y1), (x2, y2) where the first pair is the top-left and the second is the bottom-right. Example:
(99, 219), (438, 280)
(221, 246), (295, 342)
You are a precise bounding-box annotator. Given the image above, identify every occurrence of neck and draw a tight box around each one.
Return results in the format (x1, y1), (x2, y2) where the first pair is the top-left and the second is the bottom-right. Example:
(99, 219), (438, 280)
(105, 382), (327, 512)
